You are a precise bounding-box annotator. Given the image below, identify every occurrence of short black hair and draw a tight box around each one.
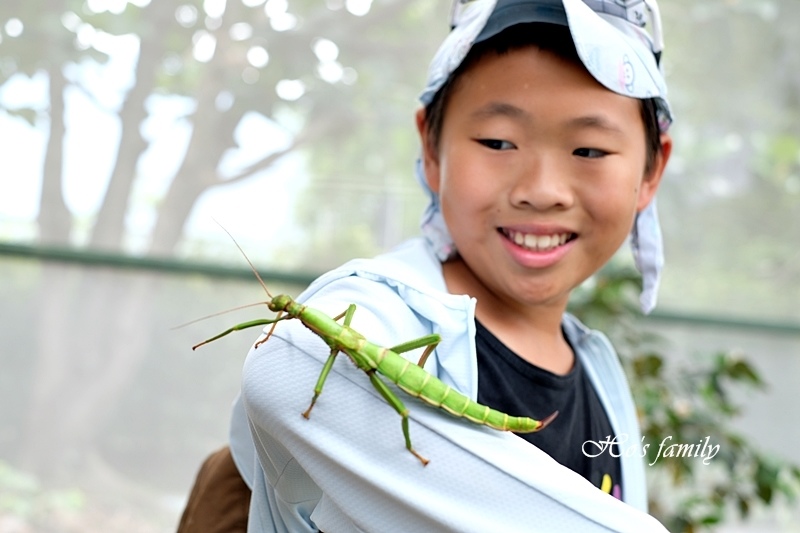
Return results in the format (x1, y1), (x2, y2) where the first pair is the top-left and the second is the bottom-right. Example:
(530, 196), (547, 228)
(423, 23), (663, 176)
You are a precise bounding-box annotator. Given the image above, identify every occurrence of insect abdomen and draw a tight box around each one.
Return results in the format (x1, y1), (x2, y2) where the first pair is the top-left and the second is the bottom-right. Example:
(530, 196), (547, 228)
(374, 346), (552, 433)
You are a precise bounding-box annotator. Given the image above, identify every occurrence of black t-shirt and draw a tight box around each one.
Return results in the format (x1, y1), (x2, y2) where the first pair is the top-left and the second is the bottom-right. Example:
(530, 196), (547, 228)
(474, 319), (623, 500)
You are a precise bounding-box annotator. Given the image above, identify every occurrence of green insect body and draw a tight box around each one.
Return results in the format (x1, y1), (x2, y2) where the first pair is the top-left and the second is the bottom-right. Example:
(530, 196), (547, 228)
(365, 338), (547, 433)
(195, 291), (558, 465)
(191, 225), (556, 465)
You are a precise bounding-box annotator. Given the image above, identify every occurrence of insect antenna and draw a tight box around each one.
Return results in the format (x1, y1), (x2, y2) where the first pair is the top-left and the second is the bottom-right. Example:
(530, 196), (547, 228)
(213, 218), (273, 299)
(213, 219), (286, 348)
(171, 301), (270, 330)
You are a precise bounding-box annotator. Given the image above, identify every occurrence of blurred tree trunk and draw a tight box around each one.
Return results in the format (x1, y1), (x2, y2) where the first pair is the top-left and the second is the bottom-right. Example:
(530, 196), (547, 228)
(22, 28), (83, 476)
(37, 64), (71, 245)
(89, 0), (177, 252)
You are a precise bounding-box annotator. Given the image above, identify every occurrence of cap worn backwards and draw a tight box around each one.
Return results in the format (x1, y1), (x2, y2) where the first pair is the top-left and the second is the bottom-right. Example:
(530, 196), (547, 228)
(416, 0), (673, 314)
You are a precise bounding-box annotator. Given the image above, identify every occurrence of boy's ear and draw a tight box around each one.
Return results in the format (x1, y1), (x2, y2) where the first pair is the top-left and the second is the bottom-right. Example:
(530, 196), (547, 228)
(637, 132), (673, 212)
(415, 107), (442, 194)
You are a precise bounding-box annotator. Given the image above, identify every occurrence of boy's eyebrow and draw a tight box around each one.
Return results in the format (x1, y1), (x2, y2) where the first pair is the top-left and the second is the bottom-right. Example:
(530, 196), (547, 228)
(470, 104), (627, 136)
(565, 115), (626, 135)
(470, 102), (529, 121)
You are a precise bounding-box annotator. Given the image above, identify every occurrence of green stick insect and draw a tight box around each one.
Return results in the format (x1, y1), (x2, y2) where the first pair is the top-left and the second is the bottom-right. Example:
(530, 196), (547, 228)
(192, 228), (558, 465)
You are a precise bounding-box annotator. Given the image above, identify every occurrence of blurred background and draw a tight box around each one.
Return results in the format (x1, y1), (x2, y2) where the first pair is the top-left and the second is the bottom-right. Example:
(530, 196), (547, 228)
(0, 0), (798, 531)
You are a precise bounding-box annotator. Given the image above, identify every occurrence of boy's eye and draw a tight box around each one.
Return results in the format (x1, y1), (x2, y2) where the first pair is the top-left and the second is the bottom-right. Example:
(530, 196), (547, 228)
(573, 147), (608, 158)
(477, 139), (516, 151)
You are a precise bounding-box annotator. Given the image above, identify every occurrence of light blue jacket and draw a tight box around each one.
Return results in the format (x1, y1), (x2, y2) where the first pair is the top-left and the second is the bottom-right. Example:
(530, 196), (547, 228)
(230, 238), (667, 532)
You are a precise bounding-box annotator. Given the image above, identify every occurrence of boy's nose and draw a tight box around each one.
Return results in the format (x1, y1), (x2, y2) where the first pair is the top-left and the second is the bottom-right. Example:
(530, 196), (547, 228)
(508, 157), (574, 211)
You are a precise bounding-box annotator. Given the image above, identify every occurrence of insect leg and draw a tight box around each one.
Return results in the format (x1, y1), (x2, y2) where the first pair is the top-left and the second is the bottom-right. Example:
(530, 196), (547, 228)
(256, 311), (286, 349)
(302, 305), (354, 418)
(302, 344), (339, 419)
(327, 303), (357, 324)
(193, 318), (279, 350)
(388, 334), (441, 367)
(367, 370), (429, 466)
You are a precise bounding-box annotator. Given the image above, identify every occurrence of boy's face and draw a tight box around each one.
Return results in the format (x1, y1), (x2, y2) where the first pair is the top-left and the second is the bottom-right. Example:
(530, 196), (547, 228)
(417, 45), (671, 312)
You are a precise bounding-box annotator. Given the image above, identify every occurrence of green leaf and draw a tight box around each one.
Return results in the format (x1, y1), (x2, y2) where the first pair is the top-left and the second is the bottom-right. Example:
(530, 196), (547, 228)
(737, 494), (750, 517)
(727, 359), (765, 387)
(755, 461), (779, 504)
(633, 353), (663, 378)
(756, 482), (774, 504)
(700, 514), (722, 525)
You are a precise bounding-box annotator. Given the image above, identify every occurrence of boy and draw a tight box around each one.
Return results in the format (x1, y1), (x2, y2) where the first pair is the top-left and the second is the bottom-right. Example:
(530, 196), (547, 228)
(186, 0), (674, 531)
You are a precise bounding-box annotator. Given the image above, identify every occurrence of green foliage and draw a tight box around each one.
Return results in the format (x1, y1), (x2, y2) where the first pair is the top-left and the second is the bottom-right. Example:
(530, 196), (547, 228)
(569, 266), (800, 532)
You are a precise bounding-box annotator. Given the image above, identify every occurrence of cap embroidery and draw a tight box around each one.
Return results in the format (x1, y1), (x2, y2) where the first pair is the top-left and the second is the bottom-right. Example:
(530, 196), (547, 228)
(621, 55), (635, 93)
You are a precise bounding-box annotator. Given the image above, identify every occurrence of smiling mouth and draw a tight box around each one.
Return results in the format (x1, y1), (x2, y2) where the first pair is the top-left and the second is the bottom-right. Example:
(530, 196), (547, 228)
(501, 229), (577, 252)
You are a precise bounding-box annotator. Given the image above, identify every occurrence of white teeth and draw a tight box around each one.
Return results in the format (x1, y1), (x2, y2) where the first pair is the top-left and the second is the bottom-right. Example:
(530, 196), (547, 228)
(507, 230), (571, 251)
(523, 234), (537, 248)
